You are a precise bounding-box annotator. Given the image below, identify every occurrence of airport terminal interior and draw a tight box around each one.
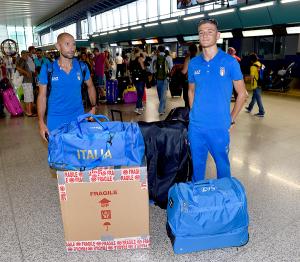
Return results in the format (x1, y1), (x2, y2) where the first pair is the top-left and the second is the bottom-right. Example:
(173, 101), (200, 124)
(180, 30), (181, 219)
(1, 0), (300, 261)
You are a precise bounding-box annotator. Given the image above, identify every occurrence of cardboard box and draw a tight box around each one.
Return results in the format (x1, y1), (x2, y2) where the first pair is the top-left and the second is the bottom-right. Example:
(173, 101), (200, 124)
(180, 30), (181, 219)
(56, 165), (150, 252)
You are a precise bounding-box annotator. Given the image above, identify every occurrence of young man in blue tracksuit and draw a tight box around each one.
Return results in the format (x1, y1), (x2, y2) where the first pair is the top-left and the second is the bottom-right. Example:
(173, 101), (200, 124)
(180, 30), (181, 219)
(188, 18), (248, 181)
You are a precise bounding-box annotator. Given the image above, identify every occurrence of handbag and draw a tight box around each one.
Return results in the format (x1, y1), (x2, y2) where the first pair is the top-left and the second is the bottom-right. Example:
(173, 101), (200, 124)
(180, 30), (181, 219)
(48, 114), (145, 170)
(123, 85), (137, 104)
(12, 71), (23, 88)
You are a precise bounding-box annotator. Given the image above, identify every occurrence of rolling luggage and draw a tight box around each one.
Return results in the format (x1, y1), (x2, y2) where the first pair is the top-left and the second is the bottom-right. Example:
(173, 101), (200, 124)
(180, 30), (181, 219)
(123, 85), (137, 104)
(165, 107), (189, 122)
(138, 120), (192, 209)
(1, 87), (23, 117)
(167, 177), (249, 254)
(106, 79), (118, 104)
(117, 76), (130, 101)
(169, 64), (184, 97)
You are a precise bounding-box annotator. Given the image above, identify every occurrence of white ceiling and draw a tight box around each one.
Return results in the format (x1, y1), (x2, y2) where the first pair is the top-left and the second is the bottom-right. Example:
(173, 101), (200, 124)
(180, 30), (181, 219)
(0, 0), (78, 27)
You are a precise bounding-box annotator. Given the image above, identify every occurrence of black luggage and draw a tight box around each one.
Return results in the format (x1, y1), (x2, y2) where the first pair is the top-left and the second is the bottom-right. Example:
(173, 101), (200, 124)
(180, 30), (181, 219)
(169, 65), (184, 97)
(117, 76), (130, 101)
(138, 120), (192, 209)
(165, 107), (189, 122)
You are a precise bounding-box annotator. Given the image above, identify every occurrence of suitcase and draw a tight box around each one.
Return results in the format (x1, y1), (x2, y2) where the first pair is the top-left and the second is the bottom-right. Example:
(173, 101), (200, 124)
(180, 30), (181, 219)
(169, 64), (184, 97)
(106, 79), (118, 104)
(123, 85), (137, 104)
(167, 177), (249, 254)
(138, 120), (192, 209)
(117, 76), (130, 101)
(2, 87), (23, 117)
(165, 107), (189, 122)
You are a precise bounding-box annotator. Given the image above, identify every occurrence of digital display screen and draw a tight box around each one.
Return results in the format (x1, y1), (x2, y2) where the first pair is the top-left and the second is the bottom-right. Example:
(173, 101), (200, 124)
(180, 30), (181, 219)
(177, 0), (215, 9)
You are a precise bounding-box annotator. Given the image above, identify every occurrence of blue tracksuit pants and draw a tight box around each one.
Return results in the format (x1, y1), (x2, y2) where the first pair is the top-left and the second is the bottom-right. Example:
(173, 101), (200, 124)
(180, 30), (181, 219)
(188, 126), (231, 182)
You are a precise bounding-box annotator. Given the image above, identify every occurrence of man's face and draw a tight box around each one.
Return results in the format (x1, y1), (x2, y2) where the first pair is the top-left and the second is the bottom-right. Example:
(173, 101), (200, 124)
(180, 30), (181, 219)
(36, 51), (42, 58)
(57, 35), (76, 59)
(198, 22), (220, 48)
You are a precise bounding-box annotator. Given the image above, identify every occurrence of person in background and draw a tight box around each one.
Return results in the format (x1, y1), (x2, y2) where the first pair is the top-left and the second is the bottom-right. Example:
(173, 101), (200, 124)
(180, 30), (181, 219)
(181, 43), (198, 108)
(3, 55), (13, 79)
(37, 33), (96, 141)
(16, 51), (36, 117)
(34, 49), (51, 75)
(245, 53), (265, 117)
(228, 47), (241, 101)
(152, 45), (173, 115)
(188, 18), (248, 182)
(93, 48), (108, 102)
(131, 49), (146, 115)
(115, 52), (124, 78)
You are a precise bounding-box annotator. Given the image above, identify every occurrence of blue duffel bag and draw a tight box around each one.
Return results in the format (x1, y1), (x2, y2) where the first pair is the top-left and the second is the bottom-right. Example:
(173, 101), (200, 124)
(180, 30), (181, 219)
(48, 113), (145, 170)
(167, 177), (249, 254)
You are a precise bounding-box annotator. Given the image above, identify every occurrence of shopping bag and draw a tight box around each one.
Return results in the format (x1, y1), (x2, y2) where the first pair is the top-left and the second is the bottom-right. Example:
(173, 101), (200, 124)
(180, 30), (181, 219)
(48, 114), (145, 170)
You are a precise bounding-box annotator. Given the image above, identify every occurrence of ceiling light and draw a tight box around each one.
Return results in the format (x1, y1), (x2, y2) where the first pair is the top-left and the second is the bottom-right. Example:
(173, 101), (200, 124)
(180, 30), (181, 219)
(163, 37), (178, 43)
(286, 26), (300, 34)
(131, 25), (142, 30)
(161, 19), (178, 24)
(240, 2), (274, 11)
(220, 32), (233, 38)
(92, 34), (99, 37)
(183, 14), (205, 21)
(145, 39), (158, 44)
(110, 43), (117, 47)
(118, 28), (128, 32)
(108, 30), (117, 34)
(217, 38), (223, 44)
(132, 40), (143, 45)
(208, 8), (235, 16)
(281, 0), (300, 3)
(145, 22), (159, 27)
(242, 29), (273, 37)
(183, 35), (198, 41)
(100, 32), (107, 36)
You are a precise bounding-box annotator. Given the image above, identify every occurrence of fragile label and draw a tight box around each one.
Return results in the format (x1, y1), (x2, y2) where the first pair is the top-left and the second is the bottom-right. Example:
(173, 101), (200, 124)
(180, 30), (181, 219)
(65, 237), (150, 252)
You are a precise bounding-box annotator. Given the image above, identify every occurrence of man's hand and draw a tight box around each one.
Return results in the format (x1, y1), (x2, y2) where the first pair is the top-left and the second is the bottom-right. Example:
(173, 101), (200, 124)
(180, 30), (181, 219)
(39, 121), (49, 142)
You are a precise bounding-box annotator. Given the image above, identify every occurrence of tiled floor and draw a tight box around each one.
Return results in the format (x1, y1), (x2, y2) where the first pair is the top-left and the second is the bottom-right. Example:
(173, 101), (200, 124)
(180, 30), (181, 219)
(0, 88), (300, 262)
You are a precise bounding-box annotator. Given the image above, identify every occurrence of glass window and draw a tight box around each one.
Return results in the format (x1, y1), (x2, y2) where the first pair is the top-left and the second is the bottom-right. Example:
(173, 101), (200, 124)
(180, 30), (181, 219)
(25, 27), (33, 47)
(101, 13), (108, 31)
(148, 0), (158, 22)
(0, 25), (8, 44)
(171, 0), (184, 17)
(187, 5), (200, 14)
(65, 23), (76, 39)
(128, 2), (137, 26)
(91, 16), (97, 33)
(113, 8), (121, 29)
(7, 26), (17, 42)
(159, 0), (170, 19)
(96, 14), (102, 31)
(106, 10), (114, 30)
(41, 33), (50, 45)
(137, 0), (147, 23)
(120, 5), (128, 27)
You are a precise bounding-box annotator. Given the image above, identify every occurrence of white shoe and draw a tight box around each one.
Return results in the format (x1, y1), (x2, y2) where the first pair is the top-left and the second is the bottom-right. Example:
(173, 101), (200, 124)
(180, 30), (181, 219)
(134, 108), (142, 115)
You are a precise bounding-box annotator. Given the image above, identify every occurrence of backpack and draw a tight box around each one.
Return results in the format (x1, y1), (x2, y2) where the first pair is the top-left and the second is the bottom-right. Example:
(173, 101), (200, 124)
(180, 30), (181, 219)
(253, 63), (265, 87)
(156, 55), (167, 80)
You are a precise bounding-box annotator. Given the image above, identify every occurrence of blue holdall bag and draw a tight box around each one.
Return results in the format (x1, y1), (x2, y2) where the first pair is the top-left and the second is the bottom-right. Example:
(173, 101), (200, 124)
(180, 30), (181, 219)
(167, 177), (249, 254)
(48, 113), (145, 170)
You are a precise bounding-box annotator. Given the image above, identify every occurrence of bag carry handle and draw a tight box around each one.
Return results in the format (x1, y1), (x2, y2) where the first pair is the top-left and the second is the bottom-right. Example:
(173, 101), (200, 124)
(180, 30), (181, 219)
(77, 113), (110, 130)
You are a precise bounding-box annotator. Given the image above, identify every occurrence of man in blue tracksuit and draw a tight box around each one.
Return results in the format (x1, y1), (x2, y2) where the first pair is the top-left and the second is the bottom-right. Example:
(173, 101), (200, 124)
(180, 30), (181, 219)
(188, 18), (248, 181)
